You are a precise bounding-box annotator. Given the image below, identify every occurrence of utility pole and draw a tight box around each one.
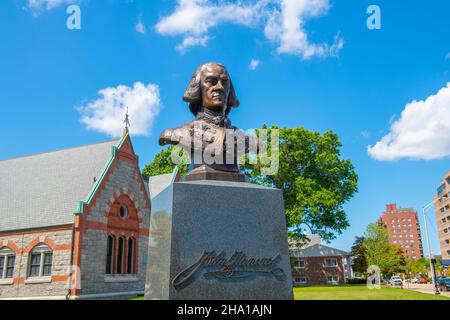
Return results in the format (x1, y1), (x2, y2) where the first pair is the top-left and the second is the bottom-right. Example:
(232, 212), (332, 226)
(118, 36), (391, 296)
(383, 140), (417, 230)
(422, 200), (440, 295)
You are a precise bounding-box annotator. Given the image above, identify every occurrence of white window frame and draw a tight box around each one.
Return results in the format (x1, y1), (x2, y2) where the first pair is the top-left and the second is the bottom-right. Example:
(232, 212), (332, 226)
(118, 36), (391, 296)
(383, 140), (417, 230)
(27, 244), (53, 279)
(294, 259), (305, 269)
(325, 258), (338, 268)
(295, 277), (307, 284)
(327, 275), (339, 284)
(0, 248), (15, 280)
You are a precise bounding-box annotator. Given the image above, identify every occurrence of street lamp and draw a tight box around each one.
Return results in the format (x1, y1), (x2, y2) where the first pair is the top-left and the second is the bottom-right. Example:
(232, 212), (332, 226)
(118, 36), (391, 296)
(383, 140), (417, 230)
(422, 199), (440, 295)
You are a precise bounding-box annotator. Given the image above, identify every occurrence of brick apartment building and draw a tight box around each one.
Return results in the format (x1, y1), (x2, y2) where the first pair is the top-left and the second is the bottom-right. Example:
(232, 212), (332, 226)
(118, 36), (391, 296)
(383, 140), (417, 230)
(0, 131), (151, 299)
(378, 204), (424, 260)
(435, 171), (450, 260)
(290, 237), (351, 286)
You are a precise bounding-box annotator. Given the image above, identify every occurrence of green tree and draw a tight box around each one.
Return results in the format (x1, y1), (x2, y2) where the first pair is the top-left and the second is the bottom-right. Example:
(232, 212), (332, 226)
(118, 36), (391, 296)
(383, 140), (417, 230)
(142, 146), (190, 178)
(244, 126), (358, 242)
(416, 258), (431, 278)
(363, 224), (402, 276)
(350, 236), (368, 275)
(405, 258), (420, 277)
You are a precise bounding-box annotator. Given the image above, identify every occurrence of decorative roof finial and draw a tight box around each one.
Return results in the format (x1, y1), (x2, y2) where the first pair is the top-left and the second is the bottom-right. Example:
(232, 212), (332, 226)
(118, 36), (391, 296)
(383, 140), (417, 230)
(123, 106), (131, 136)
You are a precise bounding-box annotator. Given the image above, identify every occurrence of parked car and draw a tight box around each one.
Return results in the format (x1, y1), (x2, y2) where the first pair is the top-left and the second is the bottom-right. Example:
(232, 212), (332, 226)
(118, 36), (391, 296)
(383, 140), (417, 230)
(438, 278), (450, 292)
(411, 277), (419, 284)
(390, 276), (403, 288)
(418, 277), (428, 284)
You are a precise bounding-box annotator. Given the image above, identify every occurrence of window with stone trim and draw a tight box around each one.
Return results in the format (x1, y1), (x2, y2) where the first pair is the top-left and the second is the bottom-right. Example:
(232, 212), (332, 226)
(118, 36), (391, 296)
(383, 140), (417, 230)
(106, 194), (140, 276)
(127, 238), (135, 274)
(0, 247), (15, 279)
(28, 243), (52, 278)
(106, 235), (115, 274)
(106, 236), (138, 275)
(117, 237), (125, 274)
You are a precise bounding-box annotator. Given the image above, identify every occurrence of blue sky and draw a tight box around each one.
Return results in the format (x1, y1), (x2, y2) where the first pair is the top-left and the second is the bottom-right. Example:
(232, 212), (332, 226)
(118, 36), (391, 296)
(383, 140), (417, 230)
(1, 0), (449, 255)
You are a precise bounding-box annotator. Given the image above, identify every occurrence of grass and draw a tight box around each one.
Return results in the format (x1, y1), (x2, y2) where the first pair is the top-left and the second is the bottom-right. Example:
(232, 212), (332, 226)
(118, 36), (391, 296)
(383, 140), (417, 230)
(132, 285), (450, 300)
(294, 285), (450, 300)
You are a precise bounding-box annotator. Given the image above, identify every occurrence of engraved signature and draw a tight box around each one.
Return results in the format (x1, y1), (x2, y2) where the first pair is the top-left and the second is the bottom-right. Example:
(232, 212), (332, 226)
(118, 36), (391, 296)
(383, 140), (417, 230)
(172, 251), (285, 290)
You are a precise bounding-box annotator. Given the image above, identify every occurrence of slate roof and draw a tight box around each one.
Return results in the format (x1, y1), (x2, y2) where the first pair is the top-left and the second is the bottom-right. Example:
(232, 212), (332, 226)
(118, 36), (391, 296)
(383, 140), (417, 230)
(148, 173), (173, 200)
(290, 244), (350, 258)
(147, 167), (180, 200)
(0, 140), (119, 232)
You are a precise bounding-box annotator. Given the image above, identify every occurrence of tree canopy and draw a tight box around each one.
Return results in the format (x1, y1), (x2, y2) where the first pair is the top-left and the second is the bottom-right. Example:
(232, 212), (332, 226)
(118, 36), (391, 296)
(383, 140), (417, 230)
(142, 146), (189, 178)
(363, 224), (405, 275)
(350, 236), (368, 274)
(243, 126), (358, 242)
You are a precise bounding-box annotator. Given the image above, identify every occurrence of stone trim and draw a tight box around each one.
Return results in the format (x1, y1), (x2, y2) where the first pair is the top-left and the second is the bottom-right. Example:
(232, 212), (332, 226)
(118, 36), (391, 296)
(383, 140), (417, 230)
(104, 275), (139, 283)
(24, 276), (52, 284)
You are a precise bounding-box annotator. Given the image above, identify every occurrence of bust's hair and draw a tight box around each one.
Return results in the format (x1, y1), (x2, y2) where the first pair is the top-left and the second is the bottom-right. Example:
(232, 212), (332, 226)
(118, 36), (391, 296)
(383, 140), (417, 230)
(182, 62), (239, 116)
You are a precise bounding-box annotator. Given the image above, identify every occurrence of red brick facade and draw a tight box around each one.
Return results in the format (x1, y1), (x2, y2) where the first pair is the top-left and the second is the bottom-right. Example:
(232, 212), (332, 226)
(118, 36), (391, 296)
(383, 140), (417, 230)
(291, 256), (346, 286)
(378, 204), (424, 260)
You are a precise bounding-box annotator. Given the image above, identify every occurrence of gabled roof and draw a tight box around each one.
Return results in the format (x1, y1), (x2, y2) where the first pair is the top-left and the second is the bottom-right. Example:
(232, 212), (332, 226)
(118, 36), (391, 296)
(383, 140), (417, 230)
(0, 139), (120, 232)
(290, 244), (349, 258)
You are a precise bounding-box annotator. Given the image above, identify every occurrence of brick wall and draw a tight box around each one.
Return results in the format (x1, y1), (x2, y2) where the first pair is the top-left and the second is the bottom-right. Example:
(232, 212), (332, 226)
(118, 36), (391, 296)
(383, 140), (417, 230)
(380, 204), (424, 260)
(0, 227), (73, 299)
(291, 256), (346, 286)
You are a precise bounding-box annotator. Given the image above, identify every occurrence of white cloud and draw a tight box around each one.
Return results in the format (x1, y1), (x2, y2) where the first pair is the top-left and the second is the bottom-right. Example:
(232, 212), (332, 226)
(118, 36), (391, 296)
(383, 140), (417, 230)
(249, 58), (260, 70)
(78, 82), (161, 138)
(368, 83), (450, 161)
(28, 0), (75, 14)
(155, 0), (343, 58)
(135, 17), (147, 34)
(176, 35), (211, 53)
(264, 0), (343, 59)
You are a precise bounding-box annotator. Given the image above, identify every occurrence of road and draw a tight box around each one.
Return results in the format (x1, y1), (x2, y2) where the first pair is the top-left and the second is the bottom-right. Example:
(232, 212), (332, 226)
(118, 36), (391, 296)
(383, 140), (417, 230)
(404, 283), (450, 297)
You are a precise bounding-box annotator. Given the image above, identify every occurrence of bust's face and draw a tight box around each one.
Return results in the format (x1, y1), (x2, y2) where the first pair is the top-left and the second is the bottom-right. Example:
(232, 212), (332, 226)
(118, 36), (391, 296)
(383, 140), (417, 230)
(200, 64), (230, 114)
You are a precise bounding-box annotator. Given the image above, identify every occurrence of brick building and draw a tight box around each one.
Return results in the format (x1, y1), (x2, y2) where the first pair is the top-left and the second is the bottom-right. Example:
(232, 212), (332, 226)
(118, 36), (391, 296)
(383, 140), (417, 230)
(290, 239), (351, 286)
(435, 171), (450, 259)
(378, 204), (424, 260)
(0, 131), (151, 299)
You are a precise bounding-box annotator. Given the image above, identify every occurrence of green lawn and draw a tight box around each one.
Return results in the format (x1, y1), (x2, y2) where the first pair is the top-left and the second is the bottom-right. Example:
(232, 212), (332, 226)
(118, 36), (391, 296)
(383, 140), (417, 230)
(133, 285), (449, 300)
(294, 285), (450, 300)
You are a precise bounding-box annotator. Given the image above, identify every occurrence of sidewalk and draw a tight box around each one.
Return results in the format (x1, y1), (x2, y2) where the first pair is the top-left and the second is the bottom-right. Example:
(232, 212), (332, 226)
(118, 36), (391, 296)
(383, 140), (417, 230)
(404, 283), (450, 297)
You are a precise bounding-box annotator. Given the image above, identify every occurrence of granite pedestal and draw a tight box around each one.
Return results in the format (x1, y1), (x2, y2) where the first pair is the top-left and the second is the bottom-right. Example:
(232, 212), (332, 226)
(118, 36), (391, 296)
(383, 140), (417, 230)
(144, 180), (293, 300)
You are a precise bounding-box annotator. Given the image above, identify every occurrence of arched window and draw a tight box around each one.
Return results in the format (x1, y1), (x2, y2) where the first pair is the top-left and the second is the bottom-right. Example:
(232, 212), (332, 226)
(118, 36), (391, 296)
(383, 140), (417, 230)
(0, 247), (15, 279)
(117, 237), (125, 274)
(127, 238), (135, 274)
(106, 235), (115, 274)
(28, 243), (52, 278)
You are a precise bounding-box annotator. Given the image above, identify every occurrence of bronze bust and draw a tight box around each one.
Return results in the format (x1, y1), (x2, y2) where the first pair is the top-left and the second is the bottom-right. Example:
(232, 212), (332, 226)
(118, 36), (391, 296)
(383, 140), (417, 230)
(159, 62), (252, 182)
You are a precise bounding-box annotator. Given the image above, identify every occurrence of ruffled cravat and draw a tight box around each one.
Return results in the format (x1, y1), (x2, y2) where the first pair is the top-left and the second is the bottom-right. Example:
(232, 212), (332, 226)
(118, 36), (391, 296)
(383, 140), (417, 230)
(196, 108), (231, 127)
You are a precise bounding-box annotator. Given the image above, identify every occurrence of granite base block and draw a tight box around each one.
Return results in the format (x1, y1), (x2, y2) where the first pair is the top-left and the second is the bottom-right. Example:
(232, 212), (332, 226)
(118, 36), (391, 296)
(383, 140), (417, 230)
(145, 180), (293, 300)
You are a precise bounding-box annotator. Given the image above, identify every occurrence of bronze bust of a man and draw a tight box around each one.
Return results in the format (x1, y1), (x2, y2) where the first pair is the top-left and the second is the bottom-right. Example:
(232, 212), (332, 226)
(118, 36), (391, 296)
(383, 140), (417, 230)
(159, 62), (251, 182)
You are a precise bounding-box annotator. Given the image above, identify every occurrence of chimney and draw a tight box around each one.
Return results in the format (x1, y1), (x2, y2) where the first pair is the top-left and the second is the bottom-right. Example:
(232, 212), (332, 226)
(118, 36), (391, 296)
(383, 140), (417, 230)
(386, 204), (397, 212)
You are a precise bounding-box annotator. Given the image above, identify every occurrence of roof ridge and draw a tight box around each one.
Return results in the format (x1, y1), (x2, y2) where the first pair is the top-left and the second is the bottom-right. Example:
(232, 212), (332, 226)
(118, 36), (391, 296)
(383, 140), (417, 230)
(0, 139), (120, 163)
